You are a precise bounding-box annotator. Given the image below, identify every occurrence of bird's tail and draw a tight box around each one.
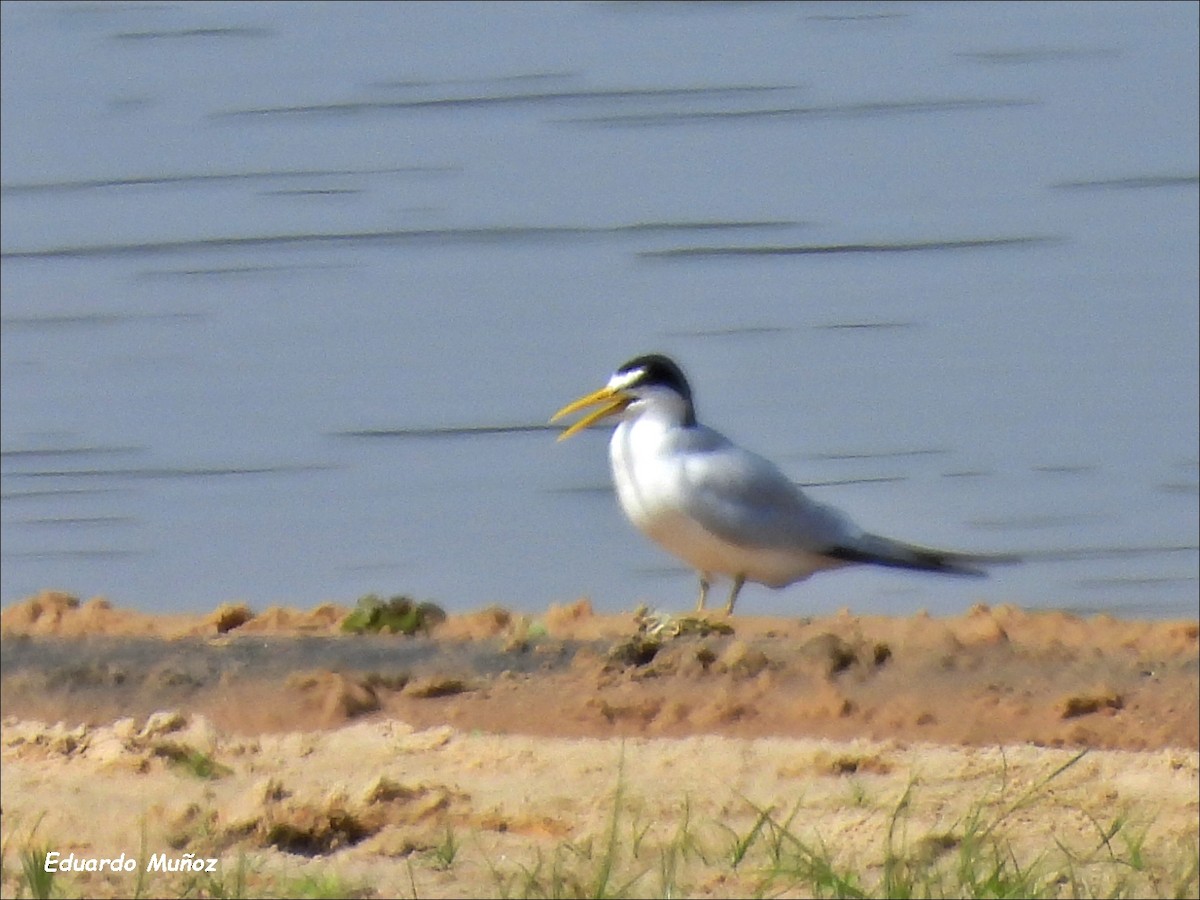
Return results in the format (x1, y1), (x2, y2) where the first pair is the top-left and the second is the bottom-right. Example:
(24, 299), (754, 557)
(825, 533), (1019, 577)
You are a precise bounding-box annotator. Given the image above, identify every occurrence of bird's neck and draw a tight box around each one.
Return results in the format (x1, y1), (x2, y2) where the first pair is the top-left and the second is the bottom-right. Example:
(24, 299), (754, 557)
(610, 403), (693, 471)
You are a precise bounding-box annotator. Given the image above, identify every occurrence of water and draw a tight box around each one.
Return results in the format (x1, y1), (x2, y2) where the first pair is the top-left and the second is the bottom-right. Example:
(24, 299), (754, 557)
(2, 1), (1197, 619)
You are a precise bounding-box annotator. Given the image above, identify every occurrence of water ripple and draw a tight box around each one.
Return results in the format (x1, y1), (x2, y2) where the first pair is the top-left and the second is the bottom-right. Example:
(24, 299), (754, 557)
(1031, 463), (1097, 475)
(111, 26), (273, 41)
(568, 97), (1036, 126)
(806, 448), (947, 461)
(8, 516), (137, 527)
(641, 236), (1060, 259)
(1, 446), (142, 461)
(0, 313), (204, 329)
(0, 165), (457, 195)
(1159, 482), (1200, 495)
(3, 464), (333, 480)
(1077, 575), (1197, 589)
(968, 514), (1106, 531)
(663, 324), (791, 338)
(336, 424), (558, 440)
(799, 476), (908, 488)
(813, 321), (920, 331)
(4, 549), (143, 560)
(133, 263), (353, 281)
(213, 85), (797, 119)
(1, 488), (132, 501)
(1021, 544), (1199, 563)
(2, 221), (798, 261)
(957, 48), (1119, 66)
(1053, 174), (1199, 191)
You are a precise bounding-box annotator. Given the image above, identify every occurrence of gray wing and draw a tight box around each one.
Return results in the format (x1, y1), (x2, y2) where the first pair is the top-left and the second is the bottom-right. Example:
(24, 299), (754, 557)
(668, 425), (1008, 575)
(667, 425), (861, 552)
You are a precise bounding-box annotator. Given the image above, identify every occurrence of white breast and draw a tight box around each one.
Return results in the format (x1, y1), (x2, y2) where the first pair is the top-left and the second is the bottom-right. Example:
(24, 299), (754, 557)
(608, 416), (843, 587)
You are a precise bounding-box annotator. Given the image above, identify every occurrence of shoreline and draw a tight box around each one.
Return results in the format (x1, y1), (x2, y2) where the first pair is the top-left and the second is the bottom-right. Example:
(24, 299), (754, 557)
(2, 590), (1196, 750)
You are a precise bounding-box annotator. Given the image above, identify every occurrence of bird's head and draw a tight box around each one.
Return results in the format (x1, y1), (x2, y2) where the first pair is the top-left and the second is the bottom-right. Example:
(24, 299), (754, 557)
(551, 353), (696, 441)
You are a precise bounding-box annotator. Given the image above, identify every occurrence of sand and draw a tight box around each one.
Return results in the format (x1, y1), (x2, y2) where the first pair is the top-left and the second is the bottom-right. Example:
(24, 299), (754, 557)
(2, 590), (1197, 898)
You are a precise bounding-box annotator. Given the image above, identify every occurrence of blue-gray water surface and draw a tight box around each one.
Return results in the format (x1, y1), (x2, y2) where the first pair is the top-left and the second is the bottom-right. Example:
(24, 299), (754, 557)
(2, 1), (1197, 620)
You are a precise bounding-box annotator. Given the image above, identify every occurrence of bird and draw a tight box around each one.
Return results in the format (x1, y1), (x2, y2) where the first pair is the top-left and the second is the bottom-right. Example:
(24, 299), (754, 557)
(551, 353), (1012, 614)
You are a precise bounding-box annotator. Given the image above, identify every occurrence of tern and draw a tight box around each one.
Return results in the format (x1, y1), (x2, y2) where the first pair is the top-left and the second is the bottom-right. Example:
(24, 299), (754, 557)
(552, 353), (1009, 614)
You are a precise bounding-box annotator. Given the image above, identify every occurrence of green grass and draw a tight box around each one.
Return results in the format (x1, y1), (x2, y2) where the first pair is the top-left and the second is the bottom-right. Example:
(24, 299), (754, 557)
(19, 846), (56, 900)
(163, 747), (234, 780)
(430, 827), (460, 871)
(340, 594), (446, 636)
(467, 746), (1198, 900)
(278, 869), (367, 899)
(173, 851), (250, 900)
(1, 816), (56, 900)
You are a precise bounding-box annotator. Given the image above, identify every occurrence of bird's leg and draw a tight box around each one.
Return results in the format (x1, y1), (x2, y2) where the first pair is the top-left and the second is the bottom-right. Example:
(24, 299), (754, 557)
(695, 574), (711, 611)
(723, 575), (746, 615)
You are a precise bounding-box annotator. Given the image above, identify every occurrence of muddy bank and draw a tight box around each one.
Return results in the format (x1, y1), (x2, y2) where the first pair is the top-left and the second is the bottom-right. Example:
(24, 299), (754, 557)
(3, 591), (1196, 750)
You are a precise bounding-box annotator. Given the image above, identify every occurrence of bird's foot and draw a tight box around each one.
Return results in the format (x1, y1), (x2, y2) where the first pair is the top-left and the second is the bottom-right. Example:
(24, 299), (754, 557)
(722, 575), (746, 616)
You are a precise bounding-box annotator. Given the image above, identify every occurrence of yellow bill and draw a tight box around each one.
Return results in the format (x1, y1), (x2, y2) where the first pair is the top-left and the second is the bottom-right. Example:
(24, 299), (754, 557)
(550, 386), (631, 441)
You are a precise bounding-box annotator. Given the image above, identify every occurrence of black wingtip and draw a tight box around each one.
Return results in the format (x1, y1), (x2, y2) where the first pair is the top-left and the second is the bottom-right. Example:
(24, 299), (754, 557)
(824, 539), (1015, 577)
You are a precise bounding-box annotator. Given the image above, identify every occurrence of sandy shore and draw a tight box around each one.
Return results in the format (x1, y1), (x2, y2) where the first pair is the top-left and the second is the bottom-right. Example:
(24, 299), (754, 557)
(2, 591), (1197, 898)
